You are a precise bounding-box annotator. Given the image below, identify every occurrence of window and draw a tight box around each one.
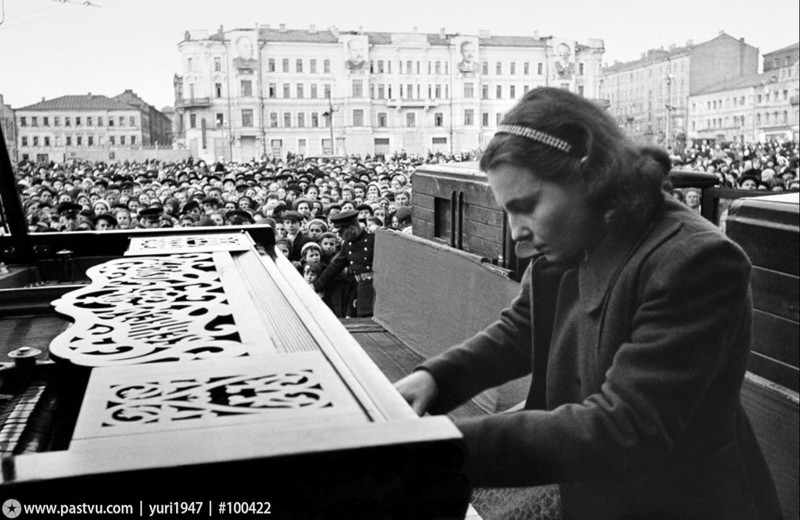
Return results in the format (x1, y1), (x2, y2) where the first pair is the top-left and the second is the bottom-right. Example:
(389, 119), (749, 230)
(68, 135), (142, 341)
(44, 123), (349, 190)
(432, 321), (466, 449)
(297, 113), (305, 128)
(54, 117), (60, 126)
(537, 63), (543, 75)
(324, 84), (331, 99)
(310, 84), (317, 98)
(377, 84), (385, 99)
(75, 117), (81, 127)
(482, 112), (489, 127)
(496, 113), (502, 125)
(214, 57), (221, 72)
(268, 58), (276, 72)
(510, 85), (516, 99)
(578, 85), (584, 96)
(310, 59), (317, 73)
(406, 60), (413, 74)
(268, 83), (276, 98)
(406, 84), (413, 99)
(21, 136), (28, 146)
(270, 112), (278, 127)
(406, 113), (416, 127)
(464, 109), (474, 126)
(283, 112), (291, 127)
(578, 63), (585, 75)
(510, 62), (516, 75)
(19, 116), (27, 127)
(242, 109), (254, 127)
(130, 117), (135, 127)
(215, 83), (223, 98)
(434, 112), (443, 127)
(352, 79), (363, 98)
(241, 80), (253, 97)
(377, 112), (387, 127)
(189, 114), (197, 128)
(524, 62), (530, 75)
(378, 60), (385, 73)
(296, 58), (303, 72)
(496, 85), (502, 99)
(311, 112), (319, 127)
(323, 59), (330, 73)
(353, 109), (364, 126)
(435, 61), (441, 74)
(282, 58), (289, 72)
(297, 84), (304, 98)
(496, 62), (502, 75)
(66, 136), (72, 146)
(482, 61), (488, 75)
(119, 116), (124, 126)
(464, 82), (474, 98)
(283, 84), (291, 98)
(43, 116), (50, 127)
(435, 85), (441, 99)
(215, 113), (224, 127)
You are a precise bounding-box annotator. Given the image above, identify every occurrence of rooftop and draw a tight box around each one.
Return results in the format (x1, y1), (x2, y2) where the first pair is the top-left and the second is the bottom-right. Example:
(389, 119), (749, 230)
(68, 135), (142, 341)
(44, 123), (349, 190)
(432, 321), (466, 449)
(18, 94), (138, 112)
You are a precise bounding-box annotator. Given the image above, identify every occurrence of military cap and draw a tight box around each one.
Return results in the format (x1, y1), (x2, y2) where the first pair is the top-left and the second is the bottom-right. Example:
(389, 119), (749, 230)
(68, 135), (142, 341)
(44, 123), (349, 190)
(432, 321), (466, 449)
(93, 213), (118, 226)
(329, 209), (359, 227)
(57, 202), (82, 216)
(138, 206), (163, 219)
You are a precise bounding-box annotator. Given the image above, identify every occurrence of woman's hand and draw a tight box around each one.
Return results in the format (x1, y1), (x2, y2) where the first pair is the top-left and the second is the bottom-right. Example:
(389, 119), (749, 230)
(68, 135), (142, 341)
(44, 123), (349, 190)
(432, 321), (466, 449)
(394, 370), (439, 416)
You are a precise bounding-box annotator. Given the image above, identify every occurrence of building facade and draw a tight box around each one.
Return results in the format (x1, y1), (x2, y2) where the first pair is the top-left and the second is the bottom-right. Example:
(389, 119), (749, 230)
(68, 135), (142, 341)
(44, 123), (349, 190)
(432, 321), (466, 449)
(15, 93), (173, 163)
(600, 31), (759, 150)
(687, 43), (799, 143)
(174, 25), (605, 162)
(1, 94), (17, 162)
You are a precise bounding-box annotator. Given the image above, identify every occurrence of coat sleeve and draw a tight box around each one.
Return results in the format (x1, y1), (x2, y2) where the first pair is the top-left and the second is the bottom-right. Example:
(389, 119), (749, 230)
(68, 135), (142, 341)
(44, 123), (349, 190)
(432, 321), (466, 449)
(420, 263), (536, 413)
(313, 248), (348, 292)
(451, 233), (753, 487)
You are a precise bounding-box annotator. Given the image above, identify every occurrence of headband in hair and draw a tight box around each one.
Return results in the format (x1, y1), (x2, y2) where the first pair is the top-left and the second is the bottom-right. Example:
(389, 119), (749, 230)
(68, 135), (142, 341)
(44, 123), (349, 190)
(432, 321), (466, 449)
(495, 124), (572, 154)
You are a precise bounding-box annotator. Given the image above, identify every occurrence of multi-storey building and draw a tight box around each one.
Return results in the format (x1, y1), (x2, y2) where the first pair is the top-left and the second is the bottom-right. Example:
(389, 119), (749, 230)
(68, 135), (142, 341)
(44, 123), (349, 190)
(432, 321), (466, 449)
(600, 31), (759, 149)
(1, 94), (17, 162)
(688, 43), (799, 143)
(174, 25), (605, 162)
(15, 93), (173, 163)
(113, 89), (174, 146)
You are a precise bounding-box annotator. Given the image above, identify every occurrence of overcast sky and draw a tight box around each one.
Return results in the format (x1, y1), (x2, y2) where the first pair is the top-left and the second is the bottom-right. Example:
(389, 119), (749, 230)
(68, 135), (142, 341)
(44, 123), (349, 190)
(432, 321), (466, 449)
(0, 0), (797, 109)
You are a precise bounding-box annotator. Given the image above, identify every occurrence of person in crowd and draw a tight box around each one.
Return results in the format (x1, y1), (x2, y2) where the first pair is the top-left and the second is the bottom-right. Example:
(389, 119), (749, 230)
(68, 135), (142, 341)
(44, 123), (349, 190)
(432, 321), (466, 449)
(93, 213), (118, 231)
(394, 87), (780, 519)
(313, 210), (375, 318)
(684, 188), (701, 214)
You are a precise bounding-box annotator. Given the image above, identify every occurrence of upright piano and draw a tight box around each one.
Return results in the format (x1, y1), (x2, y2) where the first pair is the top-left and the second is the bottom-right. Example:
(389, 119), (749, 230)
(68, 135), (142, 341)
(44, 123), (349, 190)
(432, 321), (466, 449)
(0, 229), (470, 519)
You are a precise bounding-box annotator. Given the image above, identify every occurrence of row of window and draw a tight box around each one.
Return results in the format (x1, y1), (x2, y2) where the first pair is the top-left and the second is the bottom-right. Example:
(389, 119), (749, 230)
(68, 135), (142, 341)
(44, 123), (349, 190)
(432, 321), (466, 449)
(20, 134), (138, 147)
(18, 115), (138, 128)
(214, 79), (577, 101)
(189, 108), (518, 130)
(694, 89), (795, 112)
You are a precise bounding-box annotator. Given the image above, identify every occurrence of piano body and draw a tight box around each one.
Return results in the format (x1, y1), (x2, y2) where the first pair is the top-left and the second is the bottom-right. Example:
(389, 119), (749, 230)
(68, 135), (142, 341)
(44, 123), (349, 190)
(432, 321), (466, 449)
(0, 229), (469, 518)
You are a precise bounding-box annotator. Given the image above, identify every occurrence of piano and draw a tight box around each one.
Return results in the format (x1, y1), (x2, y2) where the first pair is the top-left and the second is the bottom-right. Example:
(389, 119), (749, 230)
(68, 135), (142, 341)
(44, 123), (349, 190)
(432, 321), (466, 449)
(0, 230), (470, 519)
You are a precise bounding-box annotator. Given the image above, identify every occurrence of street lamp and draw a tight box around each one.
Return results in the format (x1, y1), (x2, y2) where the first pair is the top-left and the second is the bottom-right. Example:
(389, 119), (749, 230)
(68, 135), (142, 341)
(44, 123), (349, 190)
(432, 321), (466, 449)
(322, 91), (339, 155)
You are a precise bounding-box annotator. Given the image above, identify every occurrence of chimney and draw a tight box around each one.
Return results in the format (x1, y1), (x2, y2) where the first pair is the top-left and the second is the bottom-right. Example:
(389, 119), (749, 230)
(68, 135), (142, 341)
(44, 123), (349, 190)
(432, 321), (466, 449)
(330, 25), (339, 38)
(440, 27), (446, 38)
(279, 23), (286, 33)
(309, 24), (316, 34)
(533, 30), (539, 40)
(217, 25), (223, 35)
(479, 29), (490, 39)
(718, 30), (724, 36)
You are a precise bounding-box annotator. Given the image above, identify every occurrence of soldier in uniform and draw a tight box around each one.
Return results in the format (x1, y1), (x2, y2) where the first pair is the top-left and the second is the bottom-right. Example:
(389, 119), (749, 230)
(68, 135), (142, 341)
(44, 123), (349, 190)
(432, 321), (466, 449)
(313, 210), (375, 318)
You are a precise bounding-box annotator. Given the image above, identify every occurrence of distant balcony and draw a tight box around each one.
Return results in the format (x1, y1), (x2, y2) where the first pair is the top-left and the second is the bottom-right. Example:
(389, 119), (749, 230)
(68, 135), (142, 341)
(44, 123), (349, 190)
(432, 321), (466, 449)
(176, 97), (211, 109)
(385, 98), (439, 109)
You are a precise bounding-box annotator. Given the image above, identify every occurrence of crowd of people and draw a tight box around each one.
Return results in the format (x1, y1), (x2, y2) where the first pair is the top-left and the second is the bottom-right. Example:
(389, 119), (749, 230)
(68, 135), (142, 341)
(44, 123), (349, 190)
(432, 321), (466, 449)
(669, 139), (799, 191)
(8, 150), (479, 316)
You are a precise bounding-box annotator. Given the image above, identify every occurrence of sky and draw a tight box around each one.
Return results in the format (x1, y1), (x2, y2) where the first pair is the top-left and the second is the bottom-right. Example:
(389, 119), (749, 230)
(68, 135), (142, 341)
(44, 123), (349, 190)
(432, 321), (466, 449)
(0, 0), (797, 110)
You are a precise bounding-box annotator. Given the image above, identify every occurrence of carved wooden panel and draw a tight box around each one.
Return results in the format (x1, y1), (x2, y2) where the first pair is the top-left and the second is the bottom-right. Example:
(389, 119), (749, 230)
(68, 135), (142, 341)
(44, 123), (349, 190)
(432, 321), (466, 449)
(49, 253), (276, 366)
(126, 234), (252, 256)
(72, 354), (367, 440)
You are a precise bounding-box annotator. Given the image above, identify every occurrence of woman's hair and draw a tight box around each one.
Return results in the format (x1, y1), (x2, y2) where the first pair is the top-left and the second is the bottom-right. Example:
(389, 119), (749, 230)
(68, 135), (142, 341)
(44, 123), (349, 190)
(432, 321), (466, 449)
(479, 87), (668, 231)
